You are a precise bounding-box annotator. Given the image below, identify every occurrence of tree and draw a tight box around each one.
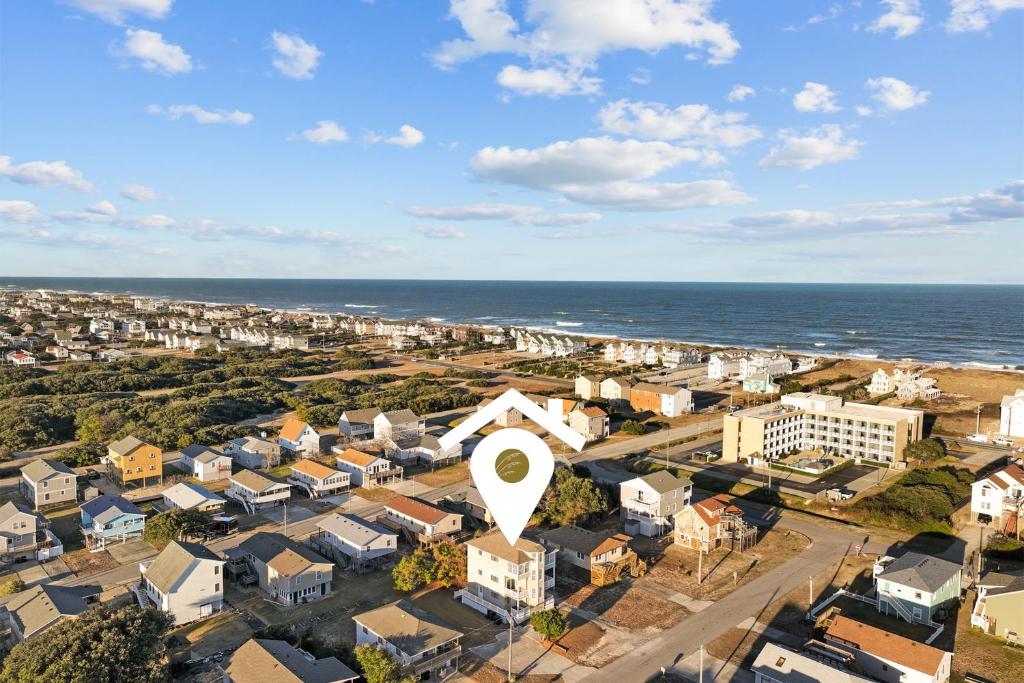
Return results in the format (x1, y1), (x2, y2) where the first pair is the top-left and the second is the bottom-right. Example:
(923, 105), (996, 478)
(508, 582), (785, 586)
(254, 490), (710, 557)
(143, 508), (209, 548)
(620, 419), (645, 435)
(903, 438), (946, 463)
(431, 541), (467, 588)
(0, 577), (25, 595)
(392, 546), (435, 592)
(530, 609), (567, 640)
(540, 467), (608, 527)
(354, 644), (403, 683)
(1, 604), (172, 683)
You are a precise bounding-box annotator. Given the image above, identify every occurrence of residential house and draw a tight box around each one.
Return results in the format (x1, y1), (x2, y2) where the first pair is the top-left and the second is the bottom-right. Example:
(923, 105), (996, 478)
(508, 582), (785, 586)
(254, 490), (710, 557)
(337, 408), (382, 442)
(0, 584), (93, 648)
(599, 376), (633, 408)
(272, 334), (310, 350)
(354, 600), (462, 682)
(19, 459), (78, 509)
(221, 638), (358, 683)
(392, 434), (462, 467)
(441, 485), (494, 529)
(139, 541), (225, 625)
(1000, 389), (1024, 437)
(68, 350), (92, 362)
(162, 482), (225, 513)
(457, 532), (555, 624)
(574, 374), (603, 400)
(739, 354), (793, 381)
(381, 496), (462, 544)
(236, 532), (332, 606)
(475, 397), (522, 427)
(873, 552), (962, 625)
(0, 502), (60, 564)
(312, 513), (398, 571)
(178, 444), (232, 482)
(46, 345), (69, 360)
(277, 418), (321, 458)
(106, 435), (163, 487)
(80, 495), (146, 549)
(5, 351), (36, 367)
(970, 463), (1024, 534)
(333, 447), (402, 487)
(824, 615), (952, 683)
(674, 495), (746, 553)
(568, 406), (610, 442)
(971, 569), (1024, 643)
(373, 409), (425, 443)
(620, 470), (693, 537)
(224, 436), (282, 469)
(629, 383), (693, 417)
(743, 372), (780, 395)
(708, 351), (744, 380)
(226, 470), (291, 514)
(287, 460), (350, 499)
(751, 642), (874, 683)
(539, 526), (636, 586)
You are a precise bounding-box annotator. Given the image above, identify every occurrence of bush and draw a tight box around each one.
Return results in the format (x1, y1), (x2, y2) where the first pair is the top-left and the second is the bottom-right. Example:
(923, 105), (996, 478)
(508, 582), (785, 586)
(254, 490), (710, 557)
(620, 419), (646, 435)
(853, 466), (972, 533)
(903, 438), (946, 463)
(0, 578), (25, 595)
(530, 609), (567, 640)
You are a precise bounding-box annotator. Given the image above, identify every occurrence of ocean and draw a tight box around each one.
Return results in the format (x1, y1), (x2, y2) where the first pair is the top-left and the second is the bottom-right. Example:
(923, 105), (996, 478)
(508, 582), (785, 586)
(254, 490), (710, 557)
(1, 278), (1021, 367)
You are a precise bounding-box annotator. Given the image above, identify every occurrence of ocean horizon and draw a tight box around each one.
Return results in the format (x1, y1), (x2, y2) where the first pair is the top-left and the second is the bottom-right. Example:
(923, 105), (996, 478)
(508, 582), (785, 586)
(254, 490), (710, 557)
(2, 277), (1022, 368)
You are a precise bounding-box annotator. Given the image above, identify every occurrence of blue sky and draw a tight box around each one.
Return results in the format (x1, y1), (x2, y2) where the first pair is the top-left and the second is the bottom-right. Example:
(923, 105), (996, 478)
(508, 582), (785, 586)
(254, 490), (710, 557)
(1, 0), (1022, 283)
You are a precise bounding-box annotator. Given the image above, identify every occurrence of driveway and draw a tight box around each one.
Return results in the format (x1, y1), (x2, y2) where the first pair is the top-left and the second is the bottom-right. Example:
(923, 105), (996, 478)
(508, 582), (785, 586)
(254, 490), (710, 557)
(470, 630), (597, 683)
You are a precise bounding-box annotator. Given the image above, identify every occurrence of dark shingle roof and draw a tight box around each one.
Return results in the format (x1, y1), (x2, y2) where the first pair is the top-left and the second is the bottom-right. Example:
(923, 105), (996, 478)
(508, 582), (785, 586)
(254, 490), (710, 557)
(878, 552), (961, 592)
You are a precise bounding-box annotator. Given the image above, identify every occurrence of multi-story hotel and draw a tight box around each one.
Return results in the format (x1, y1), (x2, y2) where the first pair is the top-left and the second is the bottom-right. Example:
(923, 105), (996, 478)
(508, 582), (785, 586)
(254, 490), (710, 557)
(723, 392), (924, 466)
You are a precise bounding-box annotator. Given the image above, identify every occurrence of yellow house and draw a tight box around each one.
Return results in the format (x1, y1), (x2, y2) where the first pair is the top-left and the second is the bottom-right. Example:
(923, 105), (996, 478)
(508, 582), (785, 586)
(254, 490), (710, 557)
(107, 435), (163, 487)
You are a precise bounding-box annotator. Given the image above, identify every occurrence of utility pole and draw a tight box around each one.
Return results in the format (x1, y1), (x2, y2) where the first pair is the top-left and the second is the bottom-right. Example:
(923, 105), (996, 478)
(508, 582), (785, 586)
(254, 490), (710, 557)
(697, 546), (703, 585)
(809, 576), (814, 605)
(699, 644), (704, 683)
(977, 526), (984, 578)
(976, 405), (983, 435)
(283, 502), (288, 536)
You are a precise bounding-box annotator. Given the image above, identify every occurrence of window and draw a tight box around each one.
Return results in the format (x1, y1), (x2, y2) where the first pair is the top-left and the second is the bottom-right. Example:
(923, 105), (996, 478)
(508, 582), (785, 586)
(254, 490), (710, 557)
(214, 583), (220, 592)
(214, 565), (220, 575)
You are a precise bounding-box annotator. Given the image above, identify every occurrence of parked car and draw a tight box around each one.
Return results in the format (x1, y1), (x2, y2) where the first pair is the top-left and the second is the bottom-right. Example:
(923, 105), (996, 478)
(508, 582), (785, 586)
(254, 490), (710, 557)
(826, 487), (855, 501)
(992, 437), (1013, 447)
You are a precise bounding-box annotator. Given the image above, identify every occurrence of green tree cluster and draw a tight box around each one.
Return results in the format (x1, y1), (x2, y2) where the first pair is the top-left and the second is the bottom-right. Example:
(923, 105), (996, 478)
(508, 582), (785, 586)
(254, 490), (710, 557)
(540, 467), (609, 527)
(854, 466), (973, 533)
(143, 508), (210, 547)
(620, 419), (646, 435)
(903, 438), (946, 463)
(391, 542), (467, 592)
(530, 609), (567, 640)
(354, 644), (416, 683)
(0, 577), (26, 595)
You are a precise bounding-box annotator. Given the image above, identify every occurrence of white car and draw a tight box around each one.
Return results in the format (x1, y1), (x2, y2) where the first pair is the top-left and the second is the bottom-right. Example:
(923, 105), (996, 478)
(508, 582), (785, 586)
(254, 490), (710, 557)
(826, 487), (854, 501)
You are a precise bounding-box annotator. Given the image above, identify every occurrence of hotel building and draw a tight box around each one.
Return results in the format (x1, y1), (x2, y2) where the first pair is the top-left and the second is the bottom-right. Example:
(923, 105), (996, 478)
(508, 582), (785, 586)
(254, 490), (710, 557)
(723, 392), (924, 467)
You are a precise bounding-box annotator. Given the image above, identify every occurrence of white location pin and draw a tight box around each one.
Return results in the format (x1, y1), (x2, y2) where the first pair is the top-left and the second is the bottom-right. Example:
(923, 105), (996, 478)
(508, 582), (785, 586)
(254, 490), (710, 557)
(470, 428), (554, 546)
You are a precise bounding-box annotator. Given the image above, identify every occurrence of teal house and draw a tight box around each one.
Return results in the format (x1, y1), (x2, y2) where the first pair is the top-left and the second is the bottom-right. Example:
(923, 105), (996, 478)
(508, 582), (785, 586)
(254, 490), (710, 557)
(873, 552), (961, 625)
(80, 495), (146, 550)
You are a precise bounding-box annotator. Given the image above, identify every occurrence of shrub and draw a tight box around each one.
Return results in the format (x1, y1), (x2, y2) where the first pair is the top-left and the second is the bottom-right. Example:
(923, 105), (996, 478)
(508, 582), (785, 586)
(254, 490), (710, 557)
(0, 578), (25, 595)
(530, 609), (567, 640)
(620, 419), (645, 435)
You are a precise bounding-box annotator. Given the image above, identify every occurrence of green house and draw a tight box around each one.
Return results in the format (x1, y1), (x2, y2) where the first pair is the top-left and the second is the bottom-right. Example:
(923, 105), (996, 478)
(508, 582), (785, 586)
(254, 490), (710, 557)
(874, 552), (962, 625)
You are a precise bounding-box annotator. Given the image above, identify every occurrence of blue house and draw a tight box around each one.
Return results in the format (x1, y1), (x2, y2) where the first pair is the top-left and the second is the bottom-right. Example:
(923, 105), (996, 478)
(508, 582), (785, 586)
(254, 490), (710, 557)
(873, 552), (961, 626)
(80, 495), (146, 549)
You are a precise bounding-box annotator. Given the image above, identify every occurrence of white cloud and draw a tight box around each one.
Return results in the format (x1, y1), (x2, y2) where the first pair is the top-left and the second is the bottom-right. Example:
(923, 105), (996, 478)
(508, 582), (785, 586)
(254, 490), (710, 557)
(118, 28), (192, 75)
(760, 125), (862, 170)
(727, 84), (755, 102)
(947, 0), (1024, 32)
(0, 200), (45, 223)
(121, 183), (173, 201)
(414, 225), (466, 239)
(369, 125), (425, 148)
(53, 209), (176, 230)
(856, 105), (874, 116)
(0, 155), (94, 191)
(406, 203), (602, 226)
(793, 82), (840, 113)
(597, 99), (761, 147)
(784, 4), (843, 31)
(301, 120), (349, 144)
(87, 200), (118, 215)
(61, 0), (172, 24)
(850, 180), (1024, 224)
(516, 211), (603, 226)
(147, 104), (253, 125)
(497, 64), (601, 97)
(561, 179), (751, 210)
(866, 76), (930, 111)
(433, 1), (739, 97)
(270, 32), (323, 80)
(869, 1), (924, 38)
(629, 67), (652, 85)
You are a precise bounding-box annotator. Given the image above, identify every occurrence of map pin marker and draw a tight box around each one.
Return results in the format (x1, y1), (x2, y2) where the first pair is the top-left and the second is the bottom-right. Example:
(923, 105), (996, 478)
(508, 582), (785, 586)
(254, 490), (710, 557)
(470, 427), (554, 546)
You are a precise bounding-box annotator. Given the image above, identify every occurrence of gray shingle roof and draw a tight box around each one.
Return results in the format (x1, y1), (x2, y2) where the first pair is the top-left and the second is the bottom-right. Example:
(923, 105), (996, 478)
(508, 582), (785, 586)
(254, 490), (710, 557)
(108, 435), (150, 456)
(878, 552), (961, 593)
(317, 513), (395, 546)
(20, 458), (77, 482)
(636, 470), (692, 494)
(80, 495), (143, 525)
(181, 444), (227, 463)
(354, 600), (462, 656)
(224, 639), (358, 683)
(0, 584), (92, 640)
(144, 541), (222, 595)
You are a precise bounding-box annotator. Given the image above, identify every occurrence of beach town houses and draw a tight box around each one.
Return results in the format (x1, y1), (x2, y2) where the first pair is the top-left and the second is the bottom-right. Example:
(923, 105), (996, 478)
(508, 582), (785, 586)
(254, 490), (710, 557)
(539, 526), (635, 586)
(381, 496), (462, 544)
(970, 463), (1024, 533)
(600, 376), (633, 408)
(374, 409), (425, 443)
(19, 459), (78, 510)
(287, 460), (350, 499)
(106, 435), (163, 488)
(1000, 389), (1024, 437)
(178, 445), (232, 482)
(442, 485), (495, 529)
(674, 495), (746, 553)
(338, 408), (382, 442)
(0, 584), (94, 648)
(629, 383), (693, 417)
(221, 639), (358, 683)
(80, 495), (146, 549)
(739, 354), (793, 381)
(392, 434), (463, 468)
(0, 502), (61, 564)
(822, 615), (952, 683)
(226, 470), (291, 514)
(277, 418), (321, 458)
(233, 532), (332, 606)
(574, 374), (603, 400)
(457, 532), (556, 624)
(661, 346), (702, 368)
(139, 540), (225, 625)
(742, 372), (780, 395)
(475, 397), (523, 427)
(272, 334), (310, 350)
(970, 569), (1024, 643)
(752, 642), (875, 683)
(873, 552), (962, 625)
(5, 350), (37, 367)
(708, 351), (744, 380)
(620, 471), (692, 537)
(333, 447), (402, 487)
(224, 436), (282, 469)
(162, 482), (225, 513)
(354, 600), (463, 682)
(568, 406), (610, 442)
(312, 513), (398, 571)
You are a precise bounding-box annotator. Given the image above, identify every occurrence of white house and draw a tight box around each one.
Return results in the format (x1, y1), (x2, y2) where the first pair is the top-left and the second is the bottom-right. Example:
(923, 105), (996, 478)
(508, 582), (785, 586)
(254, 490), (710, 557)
(226, 470), (291, 514)
(393, 434), (463, 468)
(567, 406), (609, 442)
(457, 532), (555, 624)
(178, 445), (232, 482)
(620, 470), (693, 537)
(338, 408), (382, 442)
(333, 447), (402, 487)
(381, 496), (462, 544)
(287, 460), (350, 499)
(824, 615), (952, 683)
(599, 376), (633, 408)
(1000, 389), (1024, 437)
(373, 409), (424, 443)
(277, 418), (321, 458)
(970, 463), (1024, 533)
(162, 482), (225, 513)
(354, 600), (462, 682)
(314, 513), (397, 569)
(708, 351), (744, 380)
(139, 541), (225, 625)
(751, 642), (874, 683)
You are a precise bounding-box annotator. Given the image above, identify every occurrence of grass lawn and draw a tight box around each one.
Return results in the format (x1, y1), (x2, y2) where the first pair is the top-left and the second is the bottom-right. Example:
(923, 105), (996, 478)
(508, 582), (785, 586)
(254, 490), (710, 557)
(415, 461), (470, 488)
(352, 487), (398, 503)
(954, 590), (1024, 682)
(62, 548), (120, 576)
(42, 502), (85, 552)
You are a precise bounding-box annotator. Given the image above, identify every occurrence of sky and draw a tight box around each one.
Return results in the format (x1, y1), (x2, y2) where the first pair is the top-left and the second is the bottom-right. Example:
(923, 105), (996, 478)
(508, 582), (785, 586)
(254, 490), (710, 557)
(1, 0), (1022, 283)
